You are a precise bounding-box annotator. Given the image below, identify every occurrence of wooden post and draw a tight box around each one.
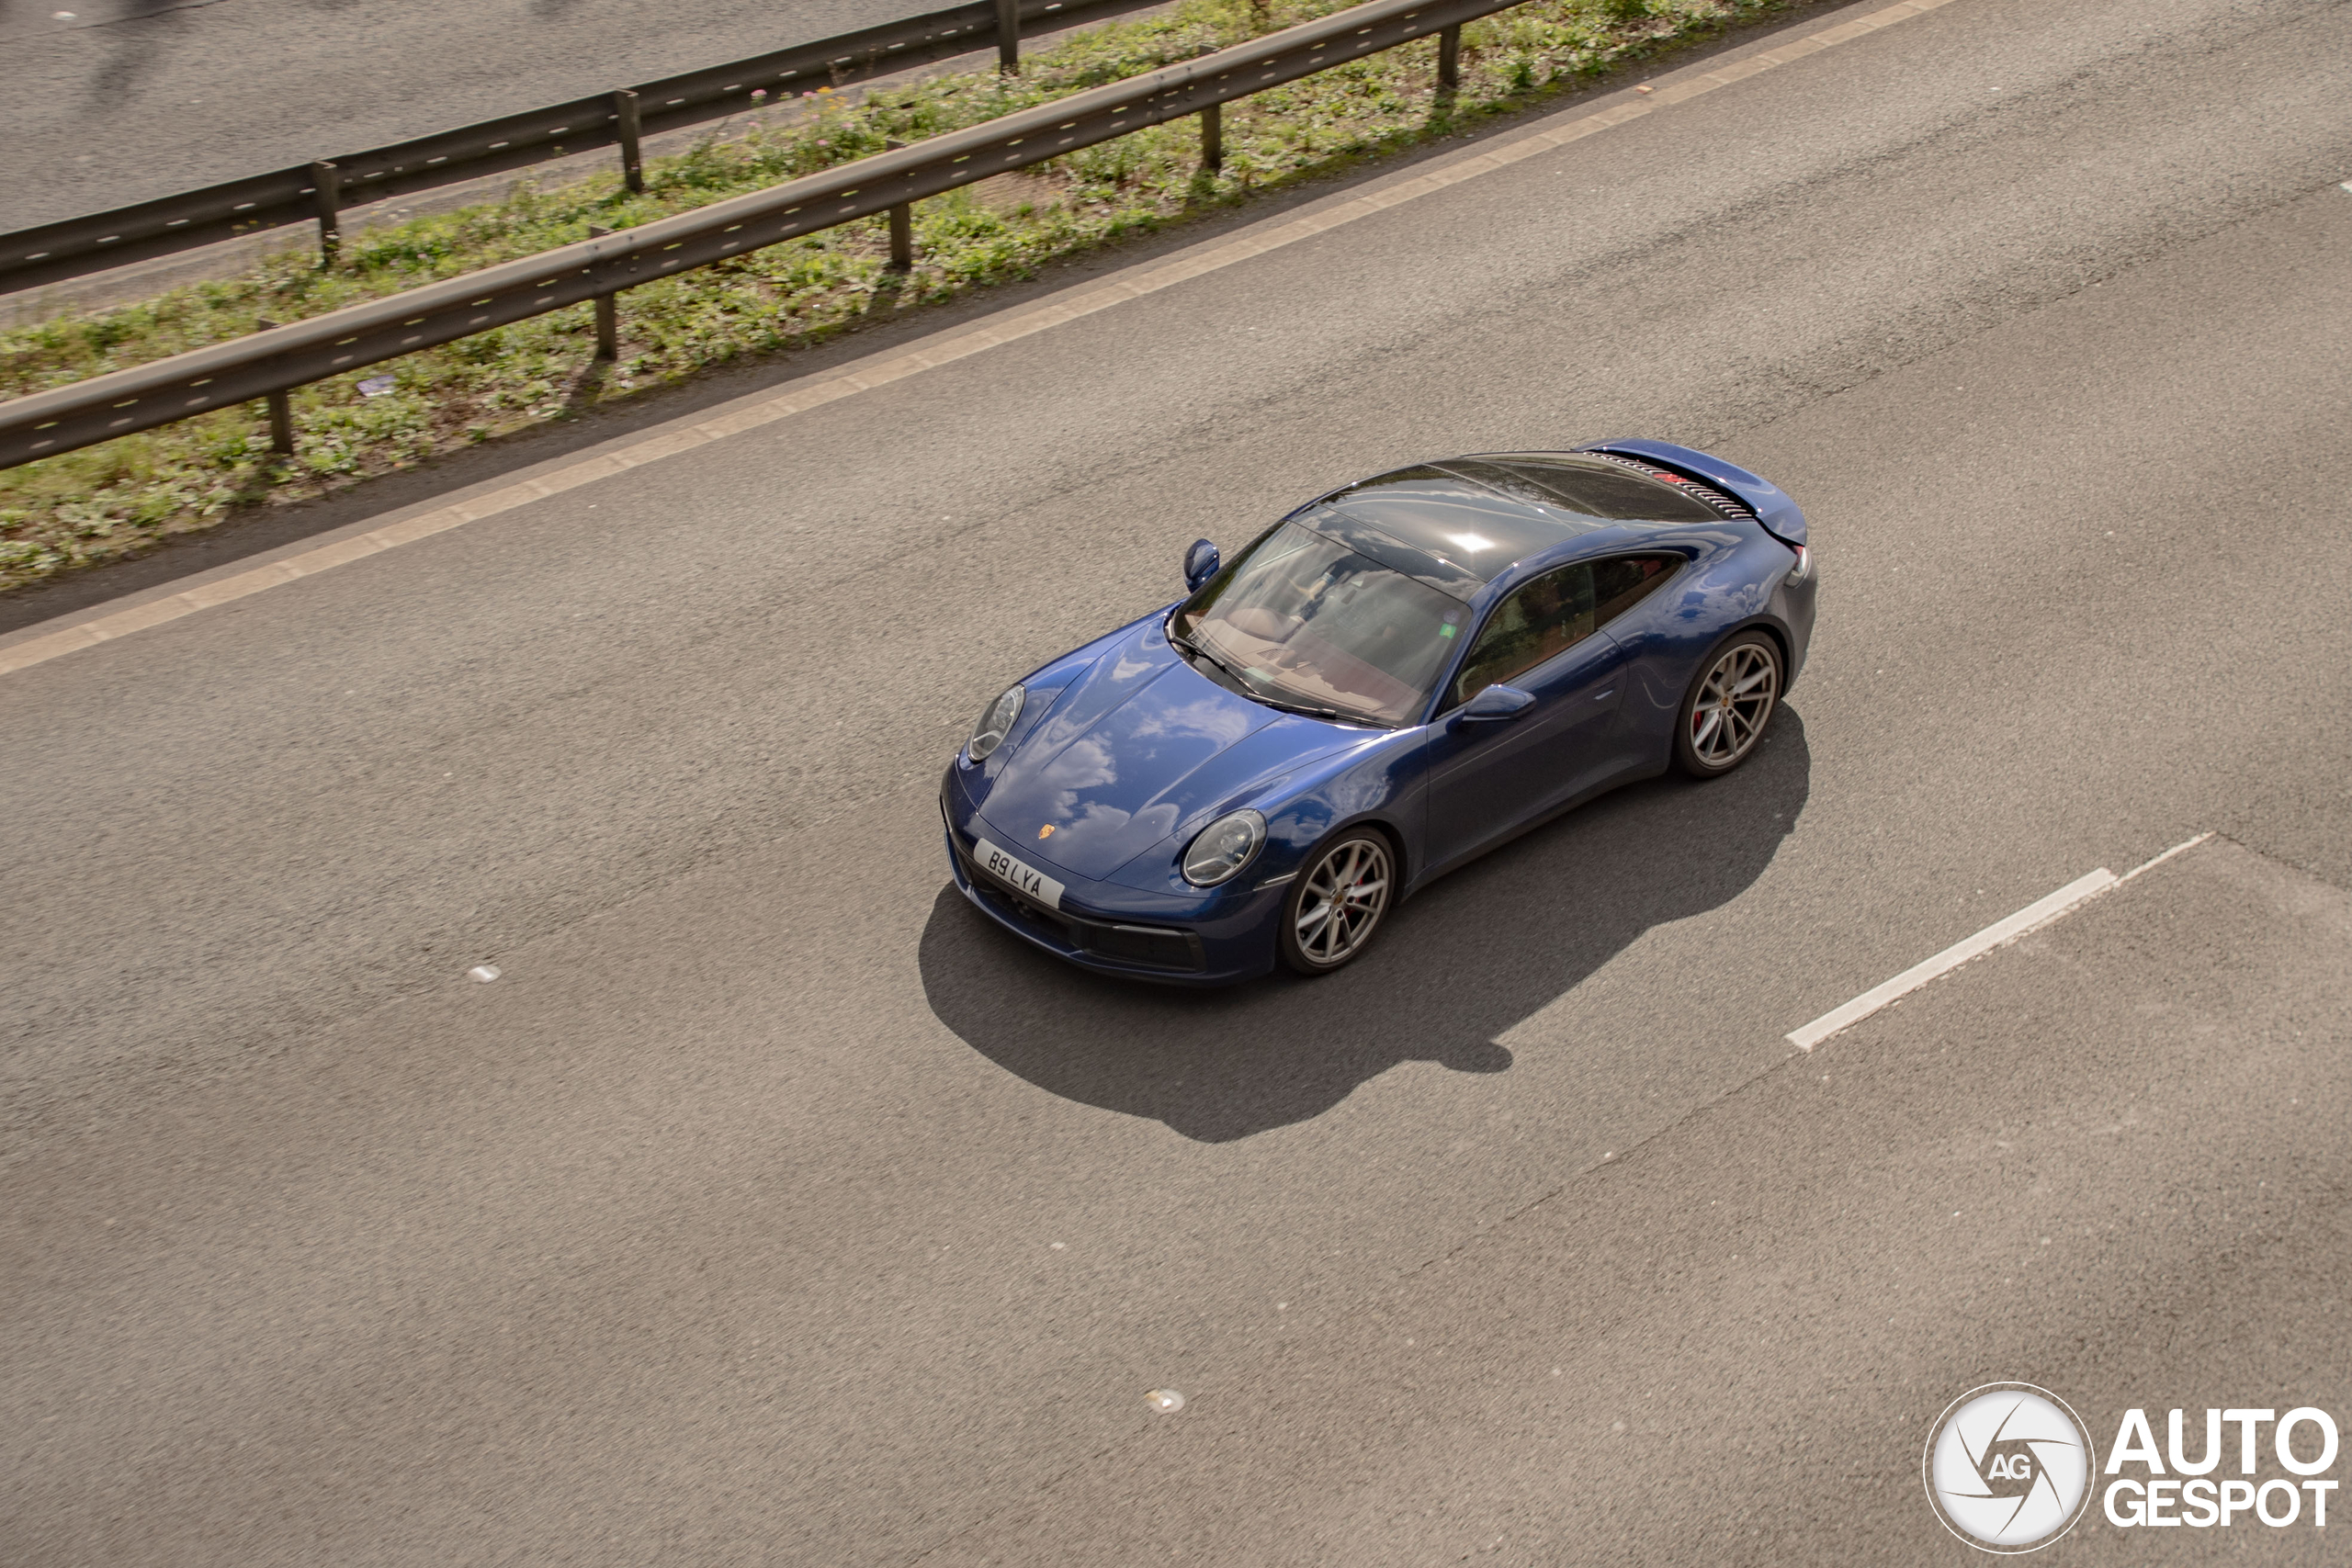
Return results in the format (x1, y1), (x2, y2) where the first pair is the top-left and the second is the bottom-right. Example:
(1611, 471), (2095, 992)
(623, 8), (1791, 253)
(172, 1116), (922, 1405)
(613, 89), (645, 194)
(587, 226), (619, 358)
(309, 161), (341, 265)
(1437, 24), (1462, 92)
(255, 320), (294, 454)
(1200, 101), (1223, 173)
(994, 0), (1020, 72)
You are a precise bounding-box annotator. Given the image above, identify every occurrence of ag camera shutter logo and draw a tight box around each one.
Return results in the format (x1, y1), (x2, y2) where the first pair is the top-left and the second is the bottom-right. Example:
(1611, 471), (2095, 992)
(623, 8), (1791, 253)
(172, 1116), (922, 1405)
(1923, 1383), (2096, 1552)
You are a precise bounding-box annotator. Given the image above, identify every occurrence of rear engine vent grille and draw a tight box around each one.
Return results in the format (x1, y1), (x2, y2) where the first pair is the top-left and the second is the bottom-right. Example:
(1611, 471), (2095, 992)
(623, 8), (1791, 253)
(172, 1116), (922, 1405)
(1588, 452), (1754, 519)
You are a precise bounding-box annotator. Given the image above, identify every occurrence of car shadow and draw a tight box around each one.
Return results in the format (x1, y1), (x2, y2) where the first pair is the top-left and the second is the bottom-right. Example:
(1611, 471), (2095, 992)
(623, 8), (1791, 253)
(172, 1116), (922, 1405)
(918, 710), (1811, 1142)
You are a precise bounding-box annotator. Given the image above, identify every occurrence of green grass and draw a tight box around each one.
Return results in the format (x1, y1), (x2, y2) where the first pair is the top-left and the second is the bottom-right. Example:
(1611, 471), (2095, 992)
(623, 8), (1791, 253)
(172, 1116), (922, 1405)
(0, 0), (1777, 592)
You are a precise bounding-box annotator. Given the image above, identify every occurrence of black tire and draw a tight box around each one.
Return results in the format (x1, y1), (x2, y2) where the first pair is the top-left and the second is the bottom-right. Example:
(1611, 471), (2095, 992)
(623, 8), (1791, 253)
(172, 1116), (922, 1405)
(1673, 631), (1783, 778)
(1277, 828), (1396, 976)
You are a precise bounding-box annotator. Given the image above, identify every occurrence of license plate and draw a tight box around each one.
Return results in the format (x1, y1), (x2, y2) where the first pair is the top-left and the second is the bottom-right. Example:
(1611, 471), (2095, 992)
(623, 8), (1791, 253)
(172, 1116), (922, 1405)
(974, 838), (1066, 910)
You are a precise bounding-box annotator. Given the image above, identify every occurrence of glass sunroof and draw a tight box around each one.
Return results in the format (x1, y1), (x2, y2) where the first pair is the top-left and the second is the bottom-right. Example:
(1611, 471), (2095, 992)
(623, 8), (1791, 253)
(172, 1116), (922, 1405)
(1321, 465), (1606, 582)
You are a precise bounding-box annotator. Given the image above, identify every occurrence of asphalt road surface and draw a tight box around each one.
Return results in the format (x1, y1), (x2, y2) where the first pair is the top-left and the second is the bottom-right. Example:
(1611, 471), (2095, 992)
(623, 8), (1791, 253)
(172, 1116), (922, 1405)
(0, 0), (964, 231)
(5, 0), (2350, 1562)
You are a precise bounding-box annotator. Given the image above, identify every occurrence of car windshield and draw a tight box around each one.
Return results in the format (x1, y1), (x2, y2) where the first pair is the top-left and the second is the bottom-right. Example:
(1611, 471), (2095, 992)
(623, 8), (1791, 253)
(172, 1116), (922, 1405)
(1170, 521), (1465, 727)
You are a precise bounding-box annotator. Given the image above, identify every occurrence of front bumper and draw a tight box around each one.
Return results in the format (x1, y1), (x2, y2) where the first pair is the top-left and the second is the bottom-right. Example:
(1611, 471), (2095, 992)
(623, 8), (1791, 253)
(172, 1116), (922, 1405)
(941, 765), (1281, 987)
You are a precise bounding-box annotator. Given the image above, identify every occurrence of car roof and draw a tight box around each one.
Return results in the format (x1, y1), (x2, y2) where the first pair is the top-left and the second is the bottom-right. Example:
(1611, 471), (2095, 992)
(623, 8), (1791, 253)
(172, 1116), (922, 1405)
(1315, 464), (1599, 588)
(1309, 454), (1730, 592)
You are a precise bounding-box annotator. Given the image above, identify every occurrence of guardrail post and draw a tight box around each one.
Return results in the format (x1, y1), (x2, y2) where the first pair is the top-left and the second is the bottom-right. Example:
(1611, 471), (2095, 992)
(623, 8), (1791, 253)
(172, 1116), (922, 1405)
(254, 320), (295, 454)
(613, 89), (645, 194)
(586, 227), (619, 358)
(995, 0), (1021, 72)
(882, 141), (915, 272)
(1437, 23), (1462, 92)
(887, 204), (914, 271)
(1200, 101), (1223, 172)
(308, 162), (341, 265)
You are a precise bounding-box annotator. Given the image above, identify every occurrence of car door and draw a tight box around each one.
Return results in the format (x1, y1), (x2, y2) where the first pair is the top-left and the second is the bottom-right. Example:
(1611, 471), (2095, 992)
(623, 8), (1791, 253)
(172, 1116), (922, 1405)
(1424, 561), (1627, 871)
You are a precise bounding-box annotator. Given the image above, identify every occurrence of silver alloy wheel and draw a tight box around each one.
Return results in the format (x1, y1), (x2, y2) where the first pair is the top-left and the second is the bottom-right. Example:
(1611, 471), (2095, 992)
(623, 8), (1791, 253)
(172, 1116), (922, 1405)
(1689, 642), (1779, 768)
(1294, 836), (1393, 966)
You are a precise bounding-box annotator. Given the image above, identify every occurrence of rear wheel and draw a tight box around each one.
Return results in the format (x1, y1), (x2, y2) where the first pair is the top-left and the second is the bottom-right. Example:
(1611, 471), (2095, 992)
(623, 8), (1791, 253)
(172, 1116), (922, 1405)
(1674, 632), (1782, 777)
(1278, 829), (1394, 976)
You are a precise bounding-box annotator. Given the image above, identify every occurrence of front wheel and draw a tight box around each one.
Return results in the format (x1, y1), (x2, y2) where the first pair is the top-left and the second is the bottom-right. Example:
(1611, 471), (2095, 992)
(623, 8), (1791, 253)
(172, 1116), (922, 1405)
(1674, 631), (1782, 777)
(1278, 829), (1395, 976)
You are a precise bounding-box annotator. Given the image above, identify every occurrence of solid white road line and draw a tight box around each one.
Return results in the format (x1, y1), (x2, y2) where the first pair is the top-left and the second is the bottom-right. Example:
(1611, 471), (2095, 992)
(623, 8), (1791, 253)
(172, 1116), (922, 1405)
(1785, 832), (2215, 1052)
(2114, 829), (2216, 885)
(0, 0), (1964, 681)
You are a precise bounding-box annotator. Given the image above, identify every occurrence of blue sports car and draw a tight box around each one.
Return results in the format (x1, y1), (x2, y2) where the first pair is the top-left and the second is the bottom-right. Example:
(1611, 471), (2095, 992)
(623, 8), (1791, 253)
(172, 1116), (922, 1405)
(940, 440), (1815, 984)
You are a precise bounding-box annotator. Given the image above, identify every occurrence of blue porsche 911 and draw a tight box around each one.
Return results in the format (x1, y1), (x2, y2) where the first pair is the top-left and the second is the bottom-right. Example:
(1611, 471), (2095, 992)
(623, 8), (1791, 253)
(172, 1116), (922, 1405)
(940, 440), (1815, 984)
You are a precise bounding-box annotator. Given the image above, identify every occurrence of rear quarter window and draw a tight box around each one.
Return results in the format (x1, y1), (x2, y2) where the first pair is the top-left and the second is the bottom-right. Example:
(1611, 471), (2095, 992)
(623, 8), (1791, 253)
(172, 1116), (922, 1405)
(1592, 554), (1683, 627)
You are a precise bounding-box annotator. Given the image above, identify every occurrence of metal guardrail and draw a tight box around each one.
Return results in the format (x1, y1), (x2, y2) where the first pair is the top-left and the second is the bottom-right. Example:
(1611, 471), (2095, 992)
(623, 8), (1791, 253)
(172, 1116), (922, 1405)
(0, 0), (1499, 469)
(0, 0), (1157, 296)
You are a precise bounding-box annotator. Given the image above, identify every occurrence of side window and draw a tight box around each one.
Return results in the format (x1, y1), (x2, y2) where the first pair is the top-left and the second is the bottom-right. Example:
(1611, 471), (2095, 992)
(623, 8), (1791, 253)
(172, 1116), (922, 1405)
(1591, 554), (1682, 629)
(1450, 564), (1595, 707)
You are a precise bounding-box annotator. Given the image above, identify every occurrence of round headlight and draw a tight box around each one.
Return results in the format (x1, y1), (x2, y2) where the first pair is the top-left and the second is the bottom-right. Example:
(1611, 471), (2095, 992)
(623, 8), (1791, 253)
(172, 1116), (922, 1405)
(1181, 809), (1266, 887)
(967, 683), (1025, 762)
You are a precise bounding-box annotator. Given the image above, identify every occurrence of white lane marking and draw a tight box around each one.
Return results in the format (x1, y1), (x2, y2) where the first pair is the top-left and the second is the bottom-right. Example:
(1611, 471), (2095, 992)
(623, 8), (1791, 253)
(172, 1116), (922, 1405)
(1787, 870), (2116, 1051)
(1786, 831), (2212, 1052)
(1, 0), (1965, 682)
(2115, 829), (2214, 884)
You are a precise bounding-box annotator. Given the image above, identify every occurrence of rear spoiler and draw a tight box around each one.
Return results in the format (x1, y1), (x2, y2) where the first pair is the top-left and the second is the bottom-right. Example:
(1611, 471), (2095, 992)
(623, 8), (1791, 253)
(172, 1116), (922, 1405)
(1576, 438), (1807, 548)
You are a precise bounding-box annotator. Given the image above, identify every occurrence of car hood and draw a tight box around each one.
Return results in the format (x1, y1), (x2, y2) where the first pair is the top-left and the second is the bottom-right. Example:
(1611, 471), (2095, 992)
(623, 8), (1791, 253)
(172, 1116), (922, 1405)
(976, 622), (1363, 882)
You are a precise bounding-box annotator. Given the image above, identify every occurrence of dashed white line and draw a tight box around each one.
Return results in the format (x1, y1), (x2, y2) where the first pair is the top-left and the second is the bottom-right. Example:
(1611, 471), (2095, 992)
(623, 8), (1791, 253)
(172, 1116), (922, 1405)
(1785, 832), (2213, 1052)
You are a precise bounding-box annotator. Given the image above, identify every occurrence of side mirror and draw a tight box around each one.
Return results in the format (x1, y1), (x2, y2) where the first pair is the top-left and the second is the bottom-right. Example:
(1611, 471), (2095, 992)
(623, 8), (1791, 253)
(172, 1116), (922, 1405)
(1183, 538), (1221, 592)
(1457, 683), (1535, 724)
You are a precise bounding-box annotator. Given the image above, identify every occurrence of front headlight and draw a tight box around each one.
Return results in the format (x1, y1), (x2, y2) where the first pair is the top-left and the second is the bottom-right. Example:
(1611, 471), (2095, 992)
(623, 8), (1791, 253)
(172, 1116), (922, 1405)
(1181, 809), (1266, 887)
(967, 683), (1025, 762)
